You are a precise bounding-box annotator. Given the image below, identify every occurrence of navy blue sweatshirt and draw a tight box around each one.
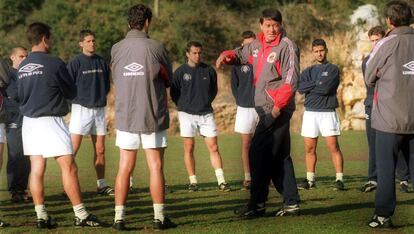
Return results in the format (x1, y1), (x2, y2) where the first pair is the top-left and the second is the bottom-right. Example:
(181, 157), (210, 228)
(171, 62), (217, 115)
(231, 64), (255, 108)
(67, 53), (110, 108)
(361, 55), (374, 109)
(5, 68), (22, 124)
(17, 51), (77, 117)
(298, 62), (339, 111)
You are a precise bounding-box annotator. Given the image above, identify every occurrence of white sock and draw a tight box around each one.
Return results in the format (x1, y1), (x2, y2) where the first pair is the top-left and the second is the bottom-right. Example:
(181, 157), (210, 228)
(215, 168), (226, 185)
(129, 176), (133, 188)
(153, 203), (165, 222)
(336, 173), (344, 181)
(73, 203), (89, 220)
(189, 175), (198, 184)
(114, 205), (126, 221)
(97, 179), (107, 189)
(306, 172), (315, 182)
(35, 204), (48, 220)
(401, 180), (409, 185)
(244, 173), (251, 181)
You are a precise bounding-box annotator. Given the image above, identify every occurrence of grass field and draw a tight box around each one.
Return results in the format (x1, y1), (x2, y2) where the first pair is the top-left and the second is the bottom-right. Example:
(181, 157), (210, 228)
(0, 131), (413, 233)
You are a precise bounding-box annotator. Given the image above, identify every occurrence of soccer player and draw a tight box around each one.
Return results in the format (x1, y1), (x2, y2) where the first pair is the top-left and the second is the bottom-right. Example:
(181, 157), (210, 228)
(110, 4), (176, 230)
(67, 30), (112, 196)
(365, 1), (414, 228)
(216, 8), (301, 217)
(0, 57), (10, 227)
(360, 26), (411, 193)
(17, 22), (102, 229)
(230, 31), (258, 190)
(6, 47), (31, 203)
(297, 39), (345, 191)
(171, 41), (231, 192)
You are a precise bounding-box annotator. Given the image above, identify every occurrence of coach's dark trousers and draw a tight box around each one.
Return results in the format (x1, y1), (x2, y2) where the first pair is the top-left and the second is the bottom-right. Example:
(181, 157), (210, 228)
(366, 106), (410, 182)
(6, 123), (30, 193)
(375, 130), (414, 217)
(249, 108), (300, 206)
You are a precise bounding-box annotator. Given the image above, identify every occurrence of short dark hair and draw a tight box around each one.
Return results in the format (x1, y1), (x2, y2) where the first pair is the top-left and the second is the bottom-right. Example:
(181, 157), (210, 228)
(128, 4), (152, 30)
(79, 29), (95, 42)
(384, 1), (412, 27)
(241, 30), (256, 40)
(368, 26), (386, 37)
(260, 9), (282, 24)
(312, 38), (327, 49)
(26, 22), (51, 45)
(185, 41), (202, 52)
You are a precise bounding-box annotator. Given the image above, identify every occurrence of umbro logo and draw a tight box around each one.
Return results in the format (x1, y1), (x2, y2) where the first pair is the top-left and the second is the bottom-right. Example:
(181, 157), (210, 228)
(19, 63), (44, 73)
(124, 62), (143, 72)
(241, 65), (250, 73)
(403, 61), (414, 75)
(123, 62), (144, 76)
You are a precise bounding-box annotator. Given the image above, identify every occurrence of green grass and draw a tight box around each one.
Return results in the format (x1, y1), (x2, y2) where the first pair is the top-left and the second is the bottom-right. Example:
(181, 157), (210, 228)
(1, 131), (414, 233)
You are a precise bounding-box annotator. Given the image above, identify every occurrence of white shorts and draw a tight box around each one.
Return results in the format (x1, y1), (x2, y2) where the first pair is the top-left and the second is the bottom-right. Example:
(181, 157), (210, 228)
(301, 111), (341, 138)
(69, 104), (106, 136)
(178, 112), (217, 138)
(0, 123), (6, 143)
(234, 106), (259, 134)
(115, 130), (167, 150)
(22, 116), (73, 158)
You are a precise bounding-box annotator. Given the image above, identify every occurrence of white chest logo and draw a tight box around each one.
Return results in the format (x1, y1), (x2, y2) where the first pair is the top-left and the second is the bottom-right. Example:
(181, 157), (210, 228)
(267, 52), (277, 63)
(252, 49), (259, 58)
(321, 71), (328, 76)
(403, 61), (414, 75)
(183, 73), (192, 81)
(241, 65), (250, 73)
(19, 63), (44, 73)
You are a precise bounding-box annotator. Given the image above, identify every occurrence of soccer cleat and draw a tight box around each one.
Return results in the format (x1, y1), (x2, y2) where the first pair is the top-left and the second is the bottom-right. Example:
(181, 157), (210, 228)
(242, 180), (251, 190)
(360, 181), (377, 193)
(10, 192), (23, 203)
(234, 204), (265, 219)
(275, 204), (300, 217)
(218, 183), (231, 192)
(400, 181), (410, 193)
(112, 219), (126, 231)
(37, 216), (58, 229)
(152, 217), (177, 230)
(334, 180), (345, 191)
(368, 215), (393, 228)
(74, 214), (102, 227)
(188, 183), (199, 192)
(0, 220), (10, 227)
(97, 186), (115, 196)
(297, 179), (316, 190)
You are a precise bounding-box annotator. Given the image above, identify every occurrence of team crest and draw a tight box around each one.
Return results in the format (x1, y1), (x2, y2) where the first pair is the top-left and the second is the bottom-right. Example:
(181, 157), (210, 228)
(252, 49), (259, 58)
(241, 65), (250, 73)
(267, 52), (277, 63)
(183, 73), (192, 81)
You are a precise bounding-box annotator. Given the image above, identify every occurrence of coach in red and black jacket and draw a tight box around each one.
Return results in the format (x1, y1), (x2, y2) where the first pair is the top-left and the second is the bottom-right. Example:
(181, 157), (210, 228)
(216, 8), (300, 217)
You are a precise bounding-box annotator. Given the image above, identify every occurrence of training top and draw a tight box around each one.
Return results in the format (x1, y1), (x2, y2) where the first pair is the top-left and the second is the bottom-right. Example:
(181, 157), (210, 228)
(17, 51), (76, 117)
(67, 53), (110, 108)
(0, 59), (10, 123)
(5, 68), (22, 124)
(220, 29), (299, 117)
(298, 62), (340, 111)
(361, 56), (374, 109)
(231, 64), (255, 108)
(111, 29), (172, 133)
(365, 26), (414, 134)
(171, 63), (217, 115)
